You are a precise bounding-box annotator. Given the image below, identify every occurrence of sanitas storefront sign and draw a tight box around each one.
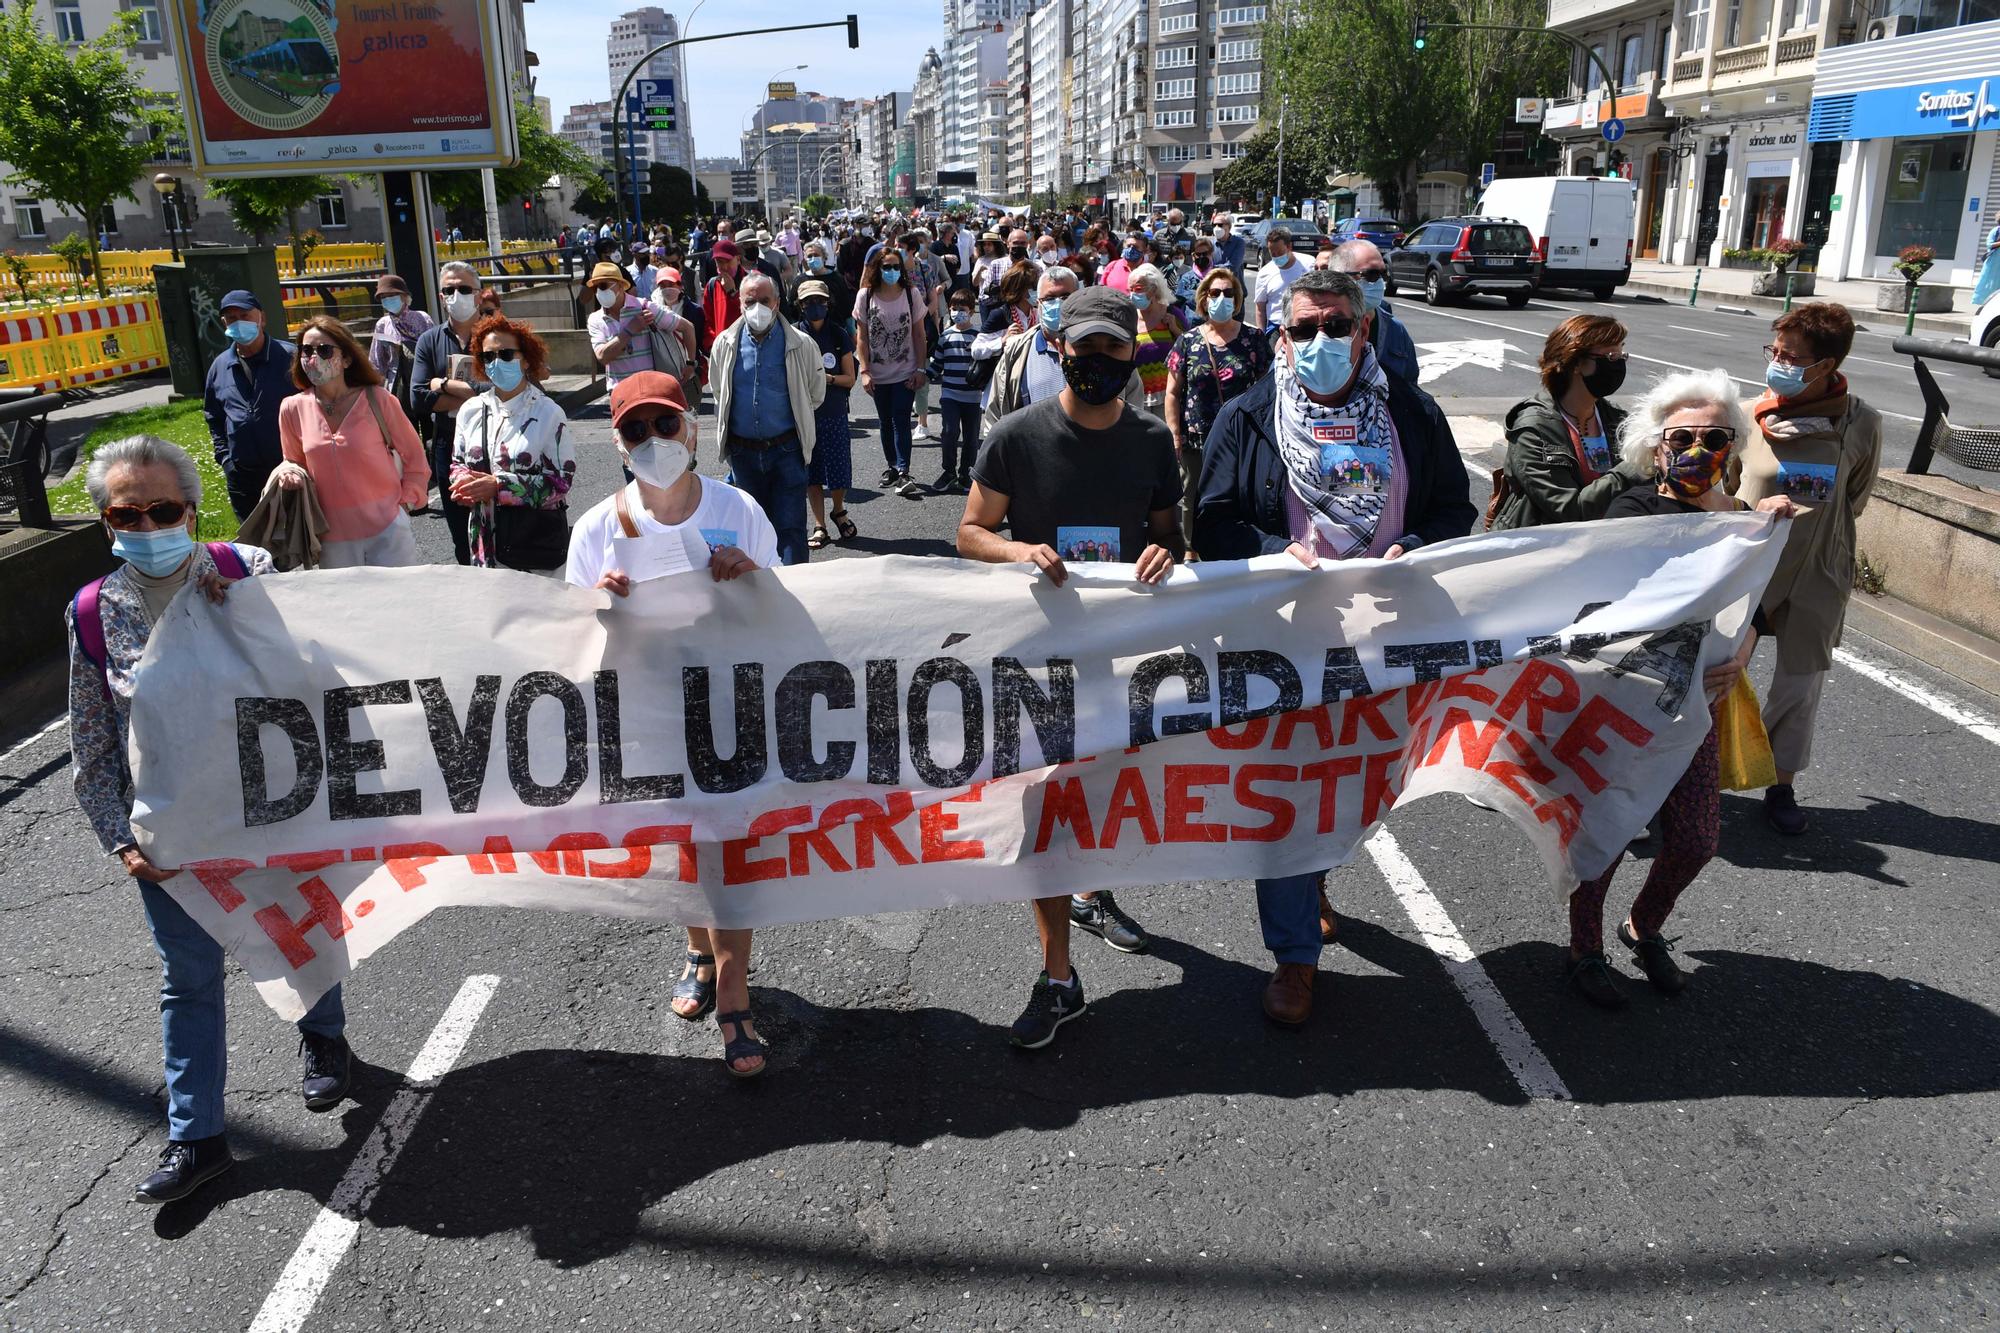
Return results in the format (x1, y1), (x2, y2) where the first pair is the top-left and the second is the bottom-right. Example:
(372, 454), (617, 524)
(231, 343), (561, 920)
(1811, 74), (2000, 142)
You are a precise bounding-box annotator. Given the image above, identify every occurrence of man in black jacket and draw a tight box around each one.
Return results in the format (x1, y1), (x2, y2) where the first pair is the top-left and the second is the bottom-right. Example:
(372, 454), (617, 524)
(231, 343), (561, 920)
(1193, 267), (1476, 1028)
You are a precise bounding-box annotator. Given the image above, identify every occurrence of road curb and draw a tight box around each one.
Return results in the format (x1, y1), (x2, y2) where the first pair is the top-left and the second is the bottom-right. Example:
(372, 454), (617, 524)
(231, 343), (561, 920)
(1846, 590), (2000, 701)
(1620, 278), (1967, 335)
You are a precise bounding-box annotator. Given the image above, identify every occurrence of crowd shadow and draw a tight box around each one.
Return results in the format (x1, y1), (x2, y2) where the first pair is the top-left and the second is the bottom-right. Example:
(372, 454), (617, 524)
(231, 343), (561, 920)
(1711, 792), (2000, 887)
(111, 929), (2000, 1264)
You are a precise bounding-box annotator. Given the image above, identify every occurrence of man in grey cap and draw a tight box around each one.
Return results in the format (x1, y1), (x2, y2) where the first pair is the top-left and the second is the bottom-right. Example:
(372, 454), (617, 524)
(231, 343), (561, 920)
(201, 289), (296, 520)
(956, 284), (1185, 1050)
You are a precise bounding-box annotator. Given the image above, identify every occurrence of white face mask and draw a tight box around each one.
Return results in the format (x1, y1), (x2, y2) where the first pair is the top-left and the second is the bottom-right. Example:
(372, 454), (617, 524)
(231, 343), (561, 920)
(744, 302), (775, 333)
(443, 292), (477, 321)
(596, 287), (621, 308)
(622, 436), (692, 490)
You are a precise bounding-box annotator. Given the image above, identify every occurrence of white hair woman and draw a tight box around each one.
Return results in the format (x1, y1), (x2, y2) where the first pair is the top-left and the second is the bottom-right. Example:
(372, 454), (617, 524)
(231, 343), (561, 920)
(1561, 368), (1795, 1010)
(1125, 262), (1184, 415)
(67, 436), (355, 1203)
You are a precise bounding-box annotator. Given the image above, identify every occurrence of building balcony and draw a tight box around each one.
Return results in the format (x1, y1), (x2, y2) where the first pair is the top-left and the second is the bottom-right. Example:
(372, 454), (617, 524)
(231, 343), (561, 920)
(1547, 0), (1662, 29)
(1666, 29), (1820, 95)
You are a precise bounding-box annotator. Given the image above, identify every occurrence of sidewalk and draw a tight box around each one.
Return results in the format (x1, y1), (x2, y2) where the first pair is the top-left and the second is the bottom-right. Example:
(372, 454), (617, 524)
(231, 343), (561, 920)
(1623, 258), (1970, 336)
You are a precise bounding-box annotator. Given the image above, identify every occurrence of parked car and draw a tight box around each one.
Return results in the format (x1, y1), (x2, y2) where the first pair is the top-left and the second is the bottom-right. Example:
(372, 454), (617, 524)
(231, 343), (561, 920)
(1385, 216), (1542, 308)
(1328, 216), (1406, 251)
(1473, 176), (1636, 298)
(1247, 217), (1332, 267)
(1971, 281), (2000, 377)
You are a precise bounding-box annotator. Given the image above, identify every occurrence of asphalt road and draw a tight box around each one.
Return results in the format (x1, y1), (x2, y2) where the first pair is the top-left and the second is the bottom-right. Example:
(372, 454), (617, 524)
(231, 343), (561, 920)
(4, 304), (1999, 1331)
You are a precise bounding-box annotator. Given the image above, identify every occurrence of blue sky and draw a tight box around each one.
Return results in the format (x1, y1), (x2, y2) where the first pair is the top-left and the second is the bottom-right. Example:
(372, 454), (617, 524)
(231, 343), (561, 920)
(524, 1), (944, 159)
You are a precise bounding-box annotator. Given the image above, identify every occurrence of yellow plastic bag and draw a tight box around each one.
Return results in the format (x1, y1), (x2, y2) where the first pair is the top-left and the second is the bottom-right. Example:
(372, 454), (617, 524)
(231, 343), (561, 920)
(1715, 673), (1777, 792)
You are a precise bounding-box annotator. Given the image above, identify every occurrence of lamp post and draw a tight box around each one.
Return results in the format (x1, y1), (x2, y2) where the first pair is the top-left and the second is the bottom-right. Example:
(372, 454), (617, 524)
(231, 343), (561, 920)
(152, 173), (183, 261)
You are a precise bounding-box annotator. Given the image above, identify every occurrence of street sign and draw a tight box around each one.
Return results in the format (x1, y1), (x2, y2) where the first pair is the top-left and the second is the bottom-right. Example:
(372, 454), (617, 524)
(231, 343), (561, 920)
(1480, 161), (1496, 188)
(1830, 193), (1843, 210)
(1601, 118), (1626, 142)
(1515, 97), (1544, 122)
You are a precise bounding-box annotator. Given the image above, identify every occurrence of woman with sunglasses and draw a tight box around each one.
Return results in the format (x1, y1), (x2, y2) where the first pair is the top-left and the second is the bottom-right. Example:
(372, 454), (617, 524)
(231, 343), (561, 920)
(447, 315), (576, 571)
(1166, 266), (1270, 545)
(1560, 368), (1795, 1009)
(68, 436), (358, 1202)
(1492, 315), (1641, 531)
(1175, 238), (1218, 315)
(1733, 303), (1882, 836)
(274, 316), (430, 568)
(564, 371), (778, 1077)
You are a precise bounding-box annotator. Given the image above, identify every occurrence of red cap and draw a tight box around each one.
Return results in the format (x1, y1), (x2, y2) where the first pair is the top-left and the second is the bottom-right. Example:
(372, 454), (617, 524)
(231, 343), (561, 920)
(609, 371), (688, 428)
(658, 267), (683, 286)
(711, 238), (739, 260)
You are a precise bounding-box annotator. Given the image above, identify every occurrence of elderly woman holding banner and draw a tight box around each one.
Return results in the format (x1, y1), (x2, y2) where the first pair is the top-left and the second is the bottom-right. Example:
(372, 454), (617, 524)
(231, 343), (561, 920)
(66, 436), (356, 1205)
(1564, 369), (1793, 1010)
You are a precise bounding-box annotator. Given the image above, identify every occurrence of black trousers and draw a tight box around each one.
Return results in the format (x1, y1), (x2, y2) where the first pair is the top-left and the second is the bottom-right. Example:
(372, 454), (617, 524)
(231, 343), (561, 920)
(429, 417), (471, 566)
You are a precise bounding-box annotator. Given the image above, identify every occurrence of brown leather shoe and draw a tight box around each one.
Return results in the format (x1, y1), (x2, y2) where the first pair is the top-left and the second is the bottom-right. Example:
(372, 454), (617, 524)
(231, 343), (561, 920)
(1262, 963), (1316, 1026)
(1317, 885), (1338, 943)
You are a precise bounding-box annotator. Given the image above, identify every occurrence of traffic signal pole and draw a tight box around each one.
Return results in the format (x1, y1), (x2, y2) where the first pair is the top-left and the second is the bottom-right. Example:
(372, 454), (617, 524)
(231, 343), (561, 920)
(611, 16), (861, 235)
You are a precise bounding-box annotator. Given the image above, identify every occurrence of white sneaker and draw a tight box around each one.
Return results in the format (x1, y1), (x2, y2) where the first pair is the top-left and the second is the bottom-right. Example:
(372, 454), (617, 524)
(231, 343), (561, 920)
(914, 423), (932, 440)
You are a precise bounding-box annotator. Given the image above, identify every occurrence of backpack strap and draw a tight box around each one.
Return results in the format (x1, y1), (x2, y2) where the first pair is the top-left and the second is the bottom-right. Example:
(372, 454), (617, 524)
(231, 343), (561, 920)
(72, 576), (111, 680)
(612, 483), (641, 538)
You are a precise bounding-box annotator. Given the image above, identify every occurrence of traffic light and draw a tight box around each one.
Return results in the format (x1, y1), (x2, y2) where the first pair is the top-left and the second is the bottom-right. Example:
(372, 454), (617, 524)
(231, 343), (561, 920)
(1412, 15), (1427, 48)
(846, 13), (859, 47)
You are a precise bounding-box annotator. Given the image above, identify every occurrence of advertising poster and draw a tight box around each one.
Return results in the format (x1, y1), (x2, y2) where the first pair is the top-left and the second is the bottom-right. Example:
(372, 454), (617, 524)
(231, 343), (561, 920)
(166, 0), (517, 174)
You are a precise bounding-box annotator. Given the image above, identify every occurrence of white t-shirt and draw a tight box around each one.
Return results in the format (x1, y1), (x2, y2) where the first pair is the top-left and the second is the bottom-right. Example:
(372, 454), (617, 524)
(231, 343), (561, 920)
(565, 476), (780, 588)
(1253, 254), (1305, 329)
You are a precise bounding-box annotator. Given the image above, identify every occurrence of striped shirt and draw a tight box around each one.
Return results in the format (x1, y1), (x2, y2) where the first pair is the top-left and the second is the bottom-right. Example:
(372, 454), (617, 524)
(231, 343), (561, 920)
(588, 296), (657, 384)
(928, 325), (984, 404)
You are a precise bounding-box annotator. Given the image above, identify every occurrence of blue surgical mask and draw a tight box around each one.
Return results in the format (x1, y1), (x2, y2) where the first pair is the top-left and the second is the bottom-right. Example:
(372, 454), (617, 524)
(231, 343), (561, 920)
(1039, 298), (1064, 336)
(111, 524), (196, 576)
(1292, 332), (1353, 396)
(381, 295), (405, 315)
(225, 319), (260, 344)
(808, 256), (825, 271)
(1765, 359), (1810, 397)
(1132, 292), (1150, 311)
(486, 357), (525, 392)
(881, 267), (902, 285)
(1358, 279), (1386, 315)
(1207, 294), (1236, 323)
(952, 308), (974, 325)
(1123, 245), (1144, 263)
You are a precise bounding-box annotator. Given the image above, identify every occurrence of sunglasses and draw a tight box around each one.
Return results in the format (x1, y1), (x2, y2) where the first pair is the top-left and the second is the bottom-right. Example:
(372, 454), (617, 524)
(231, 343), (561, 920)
(1352, 267), (1388, 281)
(479, 347), (521, 363)
(1286, 316), (1356, 343)
(1661, 426), (1737, 450)
(1762, 345), (1820, 367)
(300, 343), (343, 361)
(103, 500), (191, 530)
(441, 284), (477, 295)
(617, 411), (684, 444)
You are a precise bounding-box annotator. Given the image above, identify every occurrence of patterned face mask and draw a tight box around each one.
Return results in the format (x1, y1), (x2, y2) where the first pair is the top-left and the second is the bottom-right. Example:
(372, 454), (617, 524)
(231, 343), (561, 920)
(1660, 436), (1732, 500)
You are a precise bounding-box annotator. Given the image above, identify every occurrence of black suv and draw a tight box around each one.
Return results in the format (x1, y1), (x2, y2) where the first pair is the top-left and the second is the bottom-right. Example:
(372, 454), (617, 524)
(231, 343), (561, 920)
(1385, 216), (1541, 309)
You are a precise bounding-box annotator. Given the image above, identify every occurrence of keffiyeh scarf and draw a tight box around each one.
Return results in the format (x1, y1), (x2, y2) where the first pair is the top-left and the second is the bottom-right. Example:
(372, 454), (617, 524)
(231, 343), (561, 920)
(1274, 344), (1395, 559)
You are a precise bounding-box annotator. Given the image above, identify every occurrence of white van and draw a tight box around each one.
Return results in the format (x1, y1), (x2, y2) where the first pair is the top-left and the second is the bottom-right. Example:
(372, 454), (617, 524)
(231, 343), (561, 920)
(1473, 176), (1636, 298)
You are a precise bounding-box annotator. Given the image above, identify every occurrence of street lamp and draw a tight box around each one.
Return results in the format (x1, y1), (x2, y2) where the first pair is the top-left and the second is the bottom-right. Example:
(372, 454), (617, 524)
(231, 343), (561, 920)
(152, 172), (184, 261)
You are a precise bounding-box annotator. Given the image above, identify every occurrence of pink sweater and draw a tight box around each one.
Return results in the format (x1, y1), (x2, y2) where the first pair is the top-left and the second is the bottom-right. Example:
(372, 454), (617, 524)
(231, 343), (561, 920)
(279, 386), (431, 542)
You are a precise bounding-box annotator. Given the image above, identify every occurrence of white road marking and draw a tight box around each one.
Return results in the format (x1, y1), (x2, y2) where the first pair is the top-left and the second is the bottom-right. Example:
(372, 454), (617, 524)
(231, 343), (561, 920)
(1668, 324), (1723, 336)
(249, 975), (501, 1333)
(1834, 647), (2000, 747)
(1365, 829), (1571, 1101)
(0, 717), (67, 767)
(1415, 338), (1520, 384)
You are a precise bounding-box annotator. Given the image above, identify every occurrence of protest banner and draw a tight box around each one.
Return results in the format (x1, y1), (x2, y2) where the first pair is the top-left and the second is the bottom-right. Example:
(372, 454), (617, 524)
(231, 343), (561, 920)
(128, 515), (1783, 1019)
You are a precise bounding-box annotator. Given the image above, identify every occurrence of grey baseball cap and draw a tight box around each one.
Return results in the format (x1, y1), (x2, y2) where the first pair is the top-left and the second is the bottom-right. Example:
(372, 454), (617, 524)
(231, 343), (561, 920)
(1057, 286), (1137, 344)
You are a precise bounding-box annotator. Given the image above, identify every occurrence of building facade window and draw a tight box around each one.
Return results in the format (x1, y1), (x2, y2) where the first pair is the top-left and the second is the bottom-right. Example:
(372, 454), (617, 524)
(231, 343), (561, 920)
(1217, 71), (1261, 95)
(98, 204), (118, 237)
(1679, 0), (1711, 52)
(13, 199), (46, 238)
(1620, 33), (1645, 85)
(53, 0), (84, 42)
(1155, 109), (1197, 127)
(1157, 45), (1196, 67)
(1216, 6), (1268, 26)
(132, 0), (163, 43)
(1219, 140), (1247, 159)
(1216, 103), (1259, 123)
(1158, 143), (1200, 163)
(1158, 12), (1198, 33)
(1875, 136), (1972, 259)
(1217, 37), (1261, 62)
(1156, 78), (1196, 100)
(316, 193), (348, 229)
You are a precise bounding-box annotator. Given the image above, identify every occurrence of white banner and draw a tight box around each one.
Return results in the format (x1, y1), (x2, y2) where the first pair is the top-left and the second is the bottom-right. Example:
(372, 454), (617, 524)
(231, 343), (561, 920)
(129, 516), (1783, 1019)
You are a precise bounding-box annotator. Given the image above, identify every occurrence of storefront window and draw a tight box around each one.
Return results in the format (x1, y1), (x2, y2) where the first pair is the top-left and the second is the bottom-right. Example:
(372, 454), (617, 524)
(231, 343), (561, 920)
(1874, 136), (1972, 260)
(1739, 172), (1790, 248)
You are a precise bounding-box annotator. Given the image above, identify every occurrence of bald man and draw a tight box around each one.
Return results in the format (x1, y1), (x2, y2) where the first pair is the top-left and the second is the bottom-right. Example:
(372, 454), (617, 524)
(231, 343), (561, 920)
(1328, 239), (1418, 387)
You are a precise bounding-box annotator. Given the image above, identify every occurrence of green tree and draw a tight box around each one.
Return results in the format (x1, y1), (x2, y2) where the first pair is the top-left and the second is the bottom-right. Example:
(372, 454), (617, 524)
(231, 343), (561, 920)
(1434, 0), (1567, 202)
(802, 192), (838, 219)
(641, 163), (704, 227)
(430, 102), (605, 238)
(205, 175), (340, 273)
(0, 5), (179, 298)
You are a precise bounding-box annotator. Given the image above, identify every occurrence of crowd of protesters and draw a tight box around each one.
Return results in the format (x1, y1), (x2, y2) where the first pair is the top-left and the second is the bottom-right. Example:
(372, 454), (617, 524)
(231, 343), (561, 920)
(99, 200), (1878, 1200)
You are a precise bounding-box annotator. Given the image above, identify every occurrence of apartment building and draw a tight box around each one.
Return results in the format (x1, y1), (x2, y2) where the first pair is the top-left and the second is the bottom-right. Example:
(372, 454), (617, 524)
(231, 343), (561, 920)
(913, 50), (948, 198)
(1006, 20), (1033, 198)
(740, 94), (851, 216)
(1026, 0), (1074, 196)
(1142, 0), (1268, 206)
(1542, 0), (1680, 256)
(606, 9), (695, 174)
(1082, 0), (1150, 211)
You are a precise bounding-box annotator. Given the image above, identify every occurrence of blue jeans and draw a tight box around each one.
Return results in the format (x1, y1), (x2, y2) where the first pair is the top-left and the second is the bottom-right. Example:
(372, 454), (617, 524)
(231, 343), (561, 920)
(872, 380), (915, 475)
(140, 879), (344, 1141)
(726, 437), (810, 566)
(939, 397), (981, 476)
(1256, 870), (1326, 967)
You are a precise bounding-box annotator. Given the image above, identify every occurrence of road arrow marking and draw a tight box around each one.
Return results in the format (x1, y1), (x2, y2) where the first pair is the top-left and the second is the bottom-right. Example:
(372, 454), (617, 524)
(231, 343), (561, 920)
(1415, 338), (1520, 384)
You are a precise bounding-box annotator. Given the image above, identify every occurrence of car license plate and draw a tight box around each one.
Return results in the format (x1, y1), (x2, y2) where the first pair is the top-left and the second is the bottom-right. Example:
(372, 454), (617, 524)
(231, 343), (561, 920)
(1487, 257), (1517, 266)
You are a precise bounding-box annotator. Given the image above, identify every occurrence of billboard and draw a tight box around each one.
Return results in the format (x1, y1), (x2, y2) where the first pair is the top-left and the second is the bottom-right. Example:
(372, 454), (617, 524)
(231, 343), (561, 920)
(165, 0), (519, 176)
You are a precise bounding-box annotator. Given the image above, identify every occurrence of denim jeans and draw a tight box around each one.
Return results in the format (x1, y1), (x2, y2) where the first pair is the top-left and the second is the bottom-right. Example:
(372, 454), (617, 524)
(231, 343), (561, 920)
(1255, 870), (1326, 967)
(872, 380), (916, 475)
(938, 398), (981, 476)
(140, 879), (344, 1142)
(726, 437), (811, 566)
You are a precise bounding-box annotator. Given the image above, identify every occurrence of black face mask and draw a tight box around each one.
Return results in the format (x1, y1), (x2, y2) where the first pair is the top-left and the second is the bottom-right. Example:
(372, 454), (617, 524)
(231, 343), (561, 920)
(1579, 357), (1627, 400)
(1060, 350), (1130, 406)
(1010, 246), (1028, 261)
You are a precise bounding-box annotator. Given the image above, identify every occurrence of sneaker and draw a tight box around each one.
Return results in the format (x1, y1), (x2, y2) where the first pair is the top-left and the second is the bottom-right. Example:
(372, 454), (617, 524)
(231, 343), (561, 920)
(1009, 970), (1088, 1049)
(299, 1032), (353, 1112)
(1764, 782), (1808, 836)
(1566, 952), (1629, 1010)
(136, 1136), (234, 1204)
(895, 473), (924, 498)
(879, 467), (899, 488)
(914, 423), (932, 440)
(1070, 891), (1149, 953)
(1618, 921), (1687, 995)
(933, 469), (958, 492)
(956, 469), (973, 492)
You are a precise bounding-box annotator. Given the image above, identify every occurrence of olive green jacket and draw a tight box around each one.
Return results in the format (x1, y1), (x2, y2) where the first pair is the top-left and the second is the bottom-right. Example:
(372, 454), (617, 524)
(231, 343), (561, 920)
(1491, 388), (1642, 530)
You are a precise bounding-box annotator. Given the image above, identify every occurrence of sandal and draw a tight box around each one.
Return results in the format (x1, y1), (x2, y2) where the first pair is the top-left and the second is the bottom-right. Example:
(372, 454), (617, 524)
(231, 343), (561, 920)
(830, 508), (858, 542)
(716, 1009), (768, 1079)
(670, 951), (716, 1021)
(808, 524), (830, 550)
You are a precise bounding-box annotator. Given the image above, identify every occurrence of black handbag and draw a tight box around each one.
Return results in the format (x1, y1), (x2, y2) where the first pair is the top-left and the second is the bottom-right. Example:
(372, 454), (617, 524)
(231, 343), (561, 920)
(480, 405), (569, 570)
